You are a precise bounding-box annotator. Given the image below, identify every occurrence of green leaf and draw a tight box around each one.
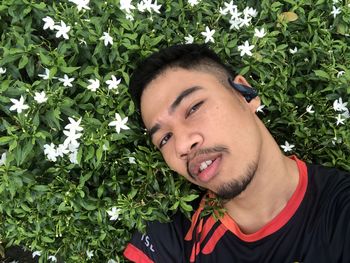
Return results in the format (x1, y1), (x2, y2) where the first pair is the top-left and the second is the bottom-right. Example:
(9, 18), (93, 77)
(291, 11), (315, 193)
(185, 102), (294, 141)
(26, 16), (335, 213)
(42, 236), (55, 243)
(181, 194), (199, 202)
(314, 70), (330, 79)
(18, 55), (29, 69)
(33, 185), (49, 192)
(180, 201), (193, 212)
(79, 172), (93, 187)
(59, 66), (81, 73)
(0, 136), (13, 145)
(39, 52), (52, 66)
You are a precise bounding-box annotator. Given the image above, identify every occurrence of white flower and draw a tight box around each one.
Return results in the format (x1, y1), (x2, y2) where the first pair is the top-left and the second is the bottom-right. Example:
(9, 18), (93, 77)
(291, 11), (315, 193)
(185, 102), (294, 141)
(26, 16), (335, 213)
(336, 114), (345, 125)
(87, 79), (100, 91)
(219, 7), (228, 15)
(151, 0), (161, 13)
(137, 0), (161, 13)
(333, 97), (348, 112)
(34, 91), (48, 104)
(280, 141), (295, 152)
(331, 136), (338, 145)
(342, 109), (350, 119)
(126, 13), (134, 20)
(254, 28), (266, 38)
(306, 105), (315, 114)
(0, 67), (6, 74)
(63, 117), (83, 148)
(243, 6), (257, 18)
(128, 157), (136, 164)
(48, 255), (57, 262)
(68, 140), (80, 152)
(0, 152), (7, 166)
(201, 26), (215, 43)
(79, 38), (87, 45)
(63, 129), (83, 146)
(331, 6), (341, 18)
(337, 71), (345, 78)
(107, 207), (121, 221)
(69, 150), (79, 164)
(120, 0), (135, 13)
(86, 250), (94, 259)
(44, 143), (58, 162)
(65, 117), (83, 132)
(137, 1), (147, 12)
(54, 20), (71, 39)
(237, 40), (254, 57)
(239, 15), (252, 27)
(38, 68), (50, 79)
(9, 96), (29, 113)
(223, 1), (238, 16)
(107, 260), (118, 263)
(59, 74), (75, 87)
(102, 144), (109, 151)
(289, 47), (298, 54)
(56, 144), (69, 157)
(42, 16), (55, 30)
(230, 9), (241, 21)
(229, 18), (242, 30)
(108, 113), (130, 134)
(68, 0), (90, 11)
(106, 75), (121, 90)
(256, 105), (265, 113)
(100, 32), (113, 46)
(188, 0), (199, 6)
(184, 34), (194, 44)
(32, 251), (41, 258)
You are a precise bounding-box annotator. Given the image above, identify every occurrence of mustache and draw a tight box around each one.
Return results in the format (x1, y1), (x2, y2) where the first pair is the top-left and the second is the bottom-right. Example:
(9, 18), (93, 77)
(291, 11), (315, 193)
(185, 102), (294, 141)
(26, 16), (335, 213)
(186, 145), (229, 178)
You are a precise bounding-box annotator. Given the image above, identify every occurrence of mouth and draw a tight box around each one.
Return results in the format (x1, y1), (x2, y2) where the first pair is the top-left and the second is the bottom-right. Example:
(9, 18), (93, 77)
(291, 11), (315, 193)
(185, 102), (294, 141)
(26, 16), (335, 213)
(188, 154), (222, 183)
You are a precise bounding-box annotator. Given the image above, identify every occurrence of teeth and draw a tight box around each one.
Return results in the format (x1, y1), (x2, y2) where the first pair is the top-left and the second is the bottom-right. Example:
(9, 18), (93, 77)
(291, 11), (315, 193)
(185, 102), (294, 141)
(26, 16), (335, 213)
(199, 160), (213, 172)
(205, 160), (212, 166)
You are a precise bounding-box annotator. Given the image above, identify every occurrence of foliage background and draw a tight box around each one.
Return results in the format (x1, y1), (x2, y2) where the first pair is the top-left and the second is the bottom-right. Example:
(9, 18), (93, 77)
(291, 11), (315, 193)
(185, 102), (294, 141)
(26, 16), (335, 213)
(0, 0), (349, 262)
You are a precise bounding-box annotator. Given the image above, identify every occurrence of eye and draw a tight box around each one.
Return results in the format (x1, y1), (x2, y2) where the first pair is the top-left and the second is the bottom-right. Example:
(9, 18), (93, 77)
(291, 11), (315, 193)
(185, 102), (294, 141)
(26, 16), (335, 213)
(159, 132), (172, 148)
(186, 101), (204, 118)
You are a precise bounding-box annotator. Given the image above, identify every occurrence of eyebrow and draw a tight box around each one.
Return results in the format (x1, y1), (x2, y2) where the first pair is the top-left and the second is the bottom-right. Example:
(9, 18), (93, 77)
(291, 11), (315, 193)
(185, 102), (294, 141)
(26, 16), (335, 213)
(169, 86), (203, 114)
(148, 86), (203, 140)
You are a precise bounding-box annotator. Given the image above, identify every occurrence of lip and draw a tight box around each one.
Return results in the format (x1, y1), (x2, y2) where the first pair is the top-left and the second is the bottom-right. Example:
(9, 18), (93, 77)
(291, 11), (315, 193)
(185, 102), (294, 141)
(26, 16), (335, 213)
(188, 153), (222, 182)
(197, 157), (221, 183)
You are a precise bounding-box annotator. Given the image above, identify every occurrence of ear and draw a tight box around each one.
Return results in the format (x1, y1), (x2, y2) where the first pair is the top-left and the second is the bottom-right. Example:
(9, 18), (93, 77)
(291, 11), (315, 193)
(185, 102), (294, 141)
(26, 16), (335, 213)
(233, 75), (251, 87)
(233, 75), (261, 113)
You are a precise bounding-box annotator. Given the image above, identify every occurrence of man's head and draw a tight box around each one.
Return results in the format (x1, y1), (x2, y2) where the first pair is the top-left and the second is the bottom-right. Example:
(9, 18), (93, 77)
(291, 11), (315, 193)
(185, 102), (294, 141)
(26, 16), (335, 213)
(129, 44), (236, 111)
(129, 44), (264, 200)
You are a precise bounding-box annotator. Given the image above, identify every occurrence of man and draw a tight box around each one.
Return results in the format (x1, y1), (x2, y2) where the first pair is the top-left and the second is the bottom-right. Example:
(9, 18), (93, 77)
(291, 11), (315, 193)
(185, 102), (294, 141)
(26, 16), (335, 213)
(123, 44), (350, 262)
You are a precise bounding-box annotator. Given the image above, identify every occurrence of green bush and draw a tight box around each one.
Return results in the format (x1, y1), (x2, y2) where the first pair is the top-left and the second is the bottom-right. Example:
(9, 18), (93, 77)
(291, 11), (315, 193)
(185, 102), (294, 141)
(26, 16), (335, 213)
(0, 0), (349, 262)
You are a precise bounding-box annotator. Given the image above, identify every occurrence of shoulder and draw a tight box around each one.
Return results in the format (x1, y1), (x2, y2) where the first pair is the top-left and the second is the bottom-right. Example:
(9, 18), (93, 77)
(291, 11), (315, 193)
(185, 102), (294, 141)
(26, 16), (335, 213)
(306, 163), (350, 193)
(124, 195), (203, 263)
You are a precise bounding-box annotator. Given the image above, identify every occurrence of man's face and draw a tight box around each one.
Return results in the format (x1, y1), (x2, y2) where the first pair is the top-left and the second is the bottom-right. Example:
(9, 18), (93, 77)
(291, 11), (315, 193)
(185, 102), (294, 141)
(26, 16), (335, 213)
(141, 68), (263, 199)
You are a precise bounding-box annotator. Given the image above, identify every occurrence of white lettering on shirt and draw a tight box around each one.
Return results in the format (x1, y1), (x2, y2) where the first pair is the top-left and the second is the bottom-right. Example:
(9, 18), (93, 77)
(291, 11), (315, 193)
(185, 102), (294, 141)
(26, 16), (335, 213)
(141, 234), (155, 252)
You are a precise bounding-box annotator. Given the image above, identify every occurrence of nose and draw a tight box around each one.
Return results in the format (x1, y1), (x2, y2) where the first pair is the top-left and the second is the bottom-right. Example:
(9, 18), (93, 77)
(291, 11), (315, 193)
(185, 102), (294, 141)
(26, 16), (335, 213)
(174, 128), (203, 160)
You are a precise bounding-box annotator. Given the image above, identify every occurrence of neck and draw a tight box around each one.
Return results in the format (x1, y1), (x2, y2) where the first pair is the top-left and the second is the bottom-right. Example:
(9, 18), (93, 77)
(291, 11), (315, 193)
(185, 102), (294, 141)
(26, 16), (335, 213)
(223, 123), (299, 234)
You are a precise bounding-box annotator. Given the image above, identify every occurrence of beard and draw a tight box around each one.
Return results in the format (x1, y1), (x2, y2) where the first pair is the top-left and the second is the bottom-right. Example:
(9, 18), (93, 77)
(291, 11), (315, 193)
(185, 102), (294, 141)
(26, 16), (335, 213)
(214, 161), (257, 201)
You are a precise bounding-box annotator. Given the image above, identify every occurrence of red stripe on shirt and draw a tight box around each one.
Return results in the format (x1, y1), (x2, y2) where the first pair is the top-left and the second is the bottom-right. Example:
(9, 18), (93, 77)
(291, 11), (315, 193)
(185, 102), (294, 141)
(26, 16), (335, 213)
(185, 196), (206, 241)
(123, 243), (155, 263)
(202, 224), (228, 254)
(200, 216), (216, 243)
(219, 156), (308, 242)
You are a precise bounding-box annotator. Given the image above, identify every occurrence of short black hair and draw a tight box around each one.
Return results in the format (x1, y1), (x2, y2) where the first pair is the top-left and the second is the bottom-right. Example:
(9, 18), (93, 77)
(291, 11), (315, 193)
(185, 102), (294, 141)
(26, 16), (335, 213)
(129, 44), (235, 111)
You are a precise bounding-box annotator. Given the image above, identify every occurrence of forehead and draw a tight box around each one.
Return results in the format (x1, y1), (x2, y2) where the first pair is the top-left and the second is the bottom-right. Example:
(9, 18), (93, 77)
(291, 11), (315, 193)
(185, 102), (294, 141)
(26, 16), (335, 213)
(140, 68), (220, 124)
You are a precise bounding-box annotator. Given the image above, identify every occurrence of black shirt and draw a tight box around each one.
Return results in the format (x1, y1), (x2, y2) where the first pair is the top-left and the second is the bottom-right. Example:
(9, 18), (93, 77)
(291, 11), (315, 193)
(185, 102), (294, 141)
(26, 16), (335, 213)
(124, 157), (350, 262)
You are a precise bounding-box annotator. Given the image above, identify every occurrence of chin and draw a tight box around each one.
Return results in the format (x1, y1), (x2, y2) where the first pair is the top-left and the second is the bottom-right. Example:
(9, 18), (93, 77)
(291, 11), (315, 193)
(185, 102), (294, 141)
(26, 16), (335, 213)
(215, 161), (258, 201)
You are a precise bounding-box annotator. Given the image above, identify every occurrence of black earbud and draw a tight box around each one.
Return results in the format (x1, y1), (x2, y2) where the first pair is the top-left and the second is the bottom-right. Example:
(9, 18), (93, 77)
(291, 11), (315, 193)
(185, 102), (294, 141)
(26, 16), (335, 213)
(228, 77), (258, 102)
